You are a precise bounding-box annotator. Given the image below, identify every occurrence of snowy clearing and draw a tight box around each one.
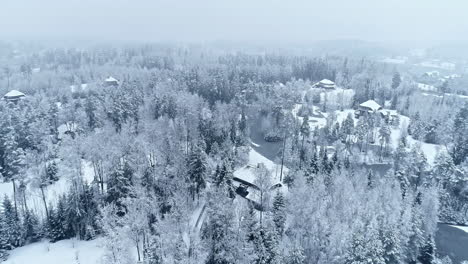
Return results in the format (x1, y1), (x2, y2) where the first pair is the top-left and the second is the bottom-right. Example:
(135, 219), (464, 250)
(4, 238), (105, 264)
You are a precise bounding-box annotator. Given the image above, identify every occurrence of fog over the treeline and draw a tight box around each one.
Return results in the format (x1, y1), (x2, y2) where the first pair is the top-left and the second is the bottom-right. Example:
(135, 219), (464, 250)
(0, 0), (467, 46)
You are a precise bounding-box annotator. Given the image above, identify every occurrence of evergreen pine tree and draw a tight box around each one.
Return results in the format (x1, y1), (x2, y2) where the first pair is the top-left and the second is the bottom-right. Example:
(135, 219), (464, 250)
(205, 190), (238, 264)
(49, 197), (68, 242)
(1, 196), (22, 249)
(48, 101), (59, 136)
(106, 161), (134, 216)
(381, 227), (402, 264)
(451, 103), (468, 165)
(22, 210), (41, 243)
(272, 191), (286, 236)
(391, 72), (401, 90)
(188, 146), (207, 201)
(306, 151), (319, 184)
(287, 245), (305, 264)
(417, 236), (435, 264)
(46, 160), (59, 182)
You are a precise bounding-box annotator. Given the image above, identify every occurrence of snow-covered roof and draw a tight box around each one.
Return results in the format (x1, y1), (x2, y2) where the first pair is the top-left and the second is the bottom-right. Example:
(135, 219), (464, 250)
(312, 79), (336, 89)
(105, 76), (118, 82)
(4, 90), (25, 98)
(359, 100), (381, 111)
(319, 79), (335, 85)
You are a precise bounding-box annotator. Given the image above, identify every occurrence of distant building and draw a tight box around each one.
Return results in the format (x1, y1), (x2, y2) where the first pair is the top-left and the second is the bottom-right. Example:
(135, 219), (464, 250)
(443, 74), (461, 80)
(104, 76), (119, 87)
(4, 90), (25, 101)
(423, 71), (440, 78)
(312, 79), (336, 89)
(355, 100), (382, 118)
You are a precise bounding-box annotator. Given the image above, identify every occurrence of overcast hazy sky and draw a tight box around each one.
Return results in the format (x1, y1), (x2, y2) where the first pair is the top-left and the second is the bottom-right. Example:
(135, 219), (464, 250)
(1, 0), (467, 45)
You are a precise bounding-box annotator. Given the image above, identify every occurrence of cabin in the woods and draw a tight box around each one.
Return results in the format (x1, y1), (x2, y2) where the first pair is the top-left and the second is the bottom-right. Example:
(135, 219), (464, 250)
(232, 163), (283, 209)
(312, 79), (336, 89)
(104, 76), (119, 87)
(355, 100), (382, 118)
(3, 90), (25, 101)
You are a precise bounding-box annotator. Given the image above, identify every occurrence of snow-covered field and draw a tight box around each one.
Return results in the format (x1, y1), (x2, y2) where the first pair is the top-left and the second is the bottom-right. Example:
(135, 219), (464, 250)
(4, 238), (105, 264)
(381, 57), (407, 64)
(450, 225), (468, 234)
(416, 61), (456, 71)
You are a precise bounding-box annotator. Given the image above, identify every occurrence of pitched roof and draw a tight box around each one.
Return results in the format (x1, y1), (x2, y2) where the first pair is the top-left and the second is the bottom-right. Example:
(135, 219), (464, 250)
(359, 100), (381, 111)
(4, 90), (25, 98)
(319, 79), (335, 85)
(105, 76), (118, 82)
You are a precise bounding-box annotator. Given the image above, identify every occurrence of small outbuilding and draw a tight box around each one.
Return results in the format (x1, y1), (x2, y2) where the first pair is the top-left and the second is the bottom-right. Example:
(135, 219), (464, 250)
(312, 79), (336, 89)
(4, 90), (26, 101)
(104, 76), (119, 87)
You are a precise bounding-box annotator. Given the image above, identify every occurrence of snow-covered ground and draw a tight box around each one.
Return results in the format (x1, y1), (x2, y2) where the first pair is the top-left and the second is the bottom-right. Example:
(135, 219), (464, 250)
(421, 92), (468, 100)
(416, 61), (456, 71)
(334, 109), (356, 123)
(381, 57), (407, 64)
(4, 238), (105, 264)
(0, 160), (95, 218)
(320, 87), (355, 108)
(450, 225), (468, 234)
(293, 97), (444, 166)
(390, 115), (444, 165)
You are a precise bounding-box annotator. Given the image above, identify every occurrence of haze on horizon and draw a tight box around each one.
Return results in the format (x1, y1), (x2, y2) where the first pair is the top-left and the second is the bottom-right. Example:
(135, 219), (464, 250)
(1, 0), (467, 46)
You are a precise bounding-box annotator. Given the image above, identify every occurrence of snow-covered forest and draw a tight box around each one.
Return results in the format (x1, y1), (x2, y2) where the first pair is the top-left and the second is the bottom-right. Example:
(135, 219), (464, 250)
(0, 40), (467, 264)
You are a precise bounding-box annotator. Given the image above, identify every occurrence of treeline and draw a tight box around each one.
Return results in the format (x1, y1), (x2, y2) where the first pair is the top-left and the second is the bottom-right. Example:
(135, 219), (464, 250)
(0, 43), (466, 264)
